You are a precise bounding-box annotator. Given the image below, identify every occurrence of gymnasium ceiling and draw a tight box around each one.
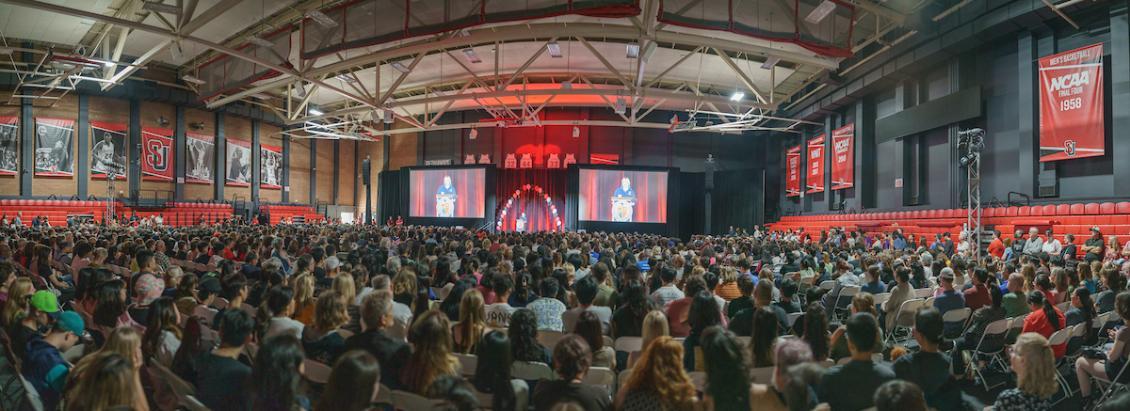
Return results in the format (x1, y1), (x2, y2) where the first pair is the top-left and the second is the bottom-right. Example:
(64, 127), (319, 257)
(0, 0), (1092, 139)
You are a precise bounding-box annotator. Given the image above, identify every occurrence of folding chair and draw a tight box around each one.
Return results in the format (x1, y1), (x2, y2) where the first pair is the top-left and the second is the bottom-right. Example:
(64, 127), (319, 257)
(511, 361), (556, 382)
(872, 292), (891, 308)
(303, 359), (333, 385)
(455, 353), (478, 377)
(818, 280), (836, 291)
(914, 288), (935, 299)
(969, 319), (1011, 391)
(885, 298), (925, 344)
(614, 337), (643, 354)
(1095, 356), (1130, 408)
(537, 330), (565, 349)
(1005, 314), (1028, 345)
(750, 366), (775, 384)
(390, 390), (447, 410)
(583, 367), (616, 396)
(786, 312), (803, 328)
(833, 286), (861, 321)
(941, 307), (972, 340)
(1046, 327), (1074, 402)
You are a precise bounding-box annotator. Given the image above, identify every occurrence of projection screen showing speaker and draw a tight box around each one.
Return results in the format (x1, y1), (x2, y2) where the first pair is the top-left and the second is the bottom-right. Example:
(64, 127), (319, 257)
(409, 168), (486, 218)
(578, 169), (668, 223)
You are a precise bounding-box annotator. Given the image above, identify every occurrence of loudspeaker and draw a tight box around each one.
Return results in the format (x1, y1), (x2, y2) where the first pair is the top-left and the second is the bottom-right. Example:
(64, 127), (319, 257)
(361, 157), (372, 186)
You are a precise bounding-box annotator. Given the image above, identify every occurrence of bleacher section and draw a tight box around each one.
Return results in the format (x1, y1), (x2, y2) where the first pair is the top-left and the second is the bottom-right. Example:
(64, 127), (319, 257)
(259, 204), (324, 225)
(0, 199), (232, 227)
(770, 202), (1130, 244)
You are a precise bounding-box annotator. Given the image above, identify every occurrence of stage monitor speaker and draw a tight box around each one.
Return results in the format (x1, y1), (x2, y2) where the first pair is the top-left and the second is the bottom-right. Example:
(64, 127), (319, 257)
(1037, 161), (1057, 198)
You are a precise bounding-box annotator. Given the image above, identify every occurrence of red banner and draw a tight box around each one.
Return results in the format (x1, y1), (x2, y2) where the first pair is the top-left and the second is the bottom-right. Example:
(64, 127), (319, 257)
(1039, 43), (1104, 162)
(786, 145), (801, 197)
(831, 124), (854, 190)
(141, 127), (174, 181)
(806, 134), (825, 194)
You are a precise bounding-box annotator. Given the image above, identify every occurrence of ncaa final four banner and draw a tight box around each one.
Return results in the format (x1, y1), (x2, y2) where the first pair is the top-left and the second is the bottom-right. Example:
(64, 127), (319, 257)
(260, 144), (282, 190)
(90, 121), (127, 179)
(141, 128), (174, 181)
(831, 123), (854, 190)
(0, 116), (17, 175)
(786, 145), (801, 197)
(1039, 43), (1105, 162)
(806, 134), (825, 194)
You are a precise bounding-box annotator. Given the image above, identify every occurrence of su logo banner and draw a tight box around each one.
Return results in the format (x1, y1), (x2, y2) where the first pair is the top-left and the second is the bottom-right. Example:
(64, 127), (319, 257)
(141, 128), (175, 181)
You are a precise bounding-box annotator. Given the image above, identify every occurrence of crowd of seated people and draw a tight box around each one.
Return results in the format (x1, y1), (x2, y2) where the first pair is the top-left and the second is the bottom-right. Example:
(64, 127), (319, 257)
(3, 220), (1130, 411)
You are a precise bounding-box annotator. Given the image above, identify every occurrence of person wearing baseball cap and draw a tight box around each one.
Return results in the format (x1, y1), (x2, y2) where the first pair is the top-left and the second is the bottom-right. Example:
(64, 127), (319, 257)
(22, 311), (85, 411)
(1084, 226), (1105, 262)
(10, 290), (59, 360)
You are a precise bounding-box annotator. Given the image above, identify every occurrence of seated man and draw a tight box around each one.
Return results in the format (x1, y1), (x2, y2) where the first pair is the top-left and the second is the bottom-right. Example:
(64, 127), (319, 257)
(346, 290), (411, 390)
(195, 309), (254, 411)
(531, 335), (611, 411)
(818, 312), (895, 411)
(22, 311), (85, 411)
(893, 308), (962, 410)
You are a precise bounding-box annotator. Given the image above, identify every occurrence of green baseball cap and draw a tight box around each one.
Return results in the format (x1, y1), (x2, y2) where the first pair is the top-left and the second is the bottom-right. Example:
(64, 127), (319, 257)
(29, 290), (59, 313)
(55, 311), (85, 336)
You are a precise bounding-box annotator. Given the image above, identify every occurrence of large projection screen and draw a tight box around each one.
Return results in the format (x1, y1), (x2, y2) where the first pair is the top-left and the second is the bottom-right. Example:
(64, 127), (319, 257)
(408, 168), (486, 218)
(578, 169), (668, 223)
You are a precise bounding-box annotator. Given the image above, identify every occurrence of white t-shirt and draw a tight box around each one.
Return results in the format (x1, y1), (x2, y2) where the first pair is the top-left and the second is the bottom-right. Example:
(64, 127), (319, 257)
(485, 303), (517, 328)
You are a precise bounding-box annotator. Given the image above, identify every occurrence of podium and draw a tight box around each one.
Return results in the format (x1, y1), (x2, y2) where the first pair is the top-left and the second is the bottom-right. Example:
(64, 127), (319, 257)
(611, 197), (634, 222)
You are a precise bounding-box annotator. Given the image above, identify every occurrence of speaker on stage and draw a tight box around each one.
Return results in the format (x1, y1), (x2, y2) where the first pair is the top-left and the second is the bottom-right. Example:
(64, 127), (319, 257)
(361, 156), (372, 186)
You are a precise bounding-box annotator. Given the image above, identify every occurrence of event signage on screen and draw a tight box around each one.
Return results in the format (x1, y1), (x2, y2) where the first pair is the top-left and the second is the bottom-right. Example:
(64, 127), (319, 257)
(141, 127), (175, 181)
(1039, 43), (1105, 162)
(577, 169), (668, 223)
(806, 134), (825, 194)
(409, 168), (486, 218)
(34, 118), (75, 177)
(786, 145), (801, 197)
(831, 123), (854, 190)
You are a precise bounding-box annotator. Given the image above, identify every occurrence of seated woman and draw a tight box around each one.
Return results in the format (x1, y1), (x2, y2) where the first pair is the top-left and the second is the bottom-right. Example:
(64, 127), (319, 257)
(750, 338), (814, 411)
(615, 336), (697, 411)
(302, 291), (351, 365)
(1076, 292), (1130, 408)
(626, 310), (669, 369)
(993, 333), (1057, 411)
(400, 310), (460, 394)
(472, 331), (528, 411)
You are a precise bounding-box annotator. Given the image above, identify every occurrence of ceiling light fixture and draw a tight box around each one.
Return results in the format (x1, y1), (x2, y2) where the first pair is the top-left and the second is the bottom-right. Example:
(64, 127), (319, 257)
(805, 0), (837, 25)
(390, 61), (410, 73)
(308, 107), (324, 116)
(142, 1), (181, 14)
(462, 48), (481, 64)
(383, 109), (395, 124)
(614, 97), (626, 114)
(333, 73), (358, 83)
(572, 126), (580, 138)
(626, 42), (640, 59)
(761, 56), (780, 70)
(169, 42), (183, 61)
(181, 74), (205, 84)
(547, 41), (562, 58)
(469, 128), (478, 140)
(306, 9), (338, 28)
(730, 91), (745, 102)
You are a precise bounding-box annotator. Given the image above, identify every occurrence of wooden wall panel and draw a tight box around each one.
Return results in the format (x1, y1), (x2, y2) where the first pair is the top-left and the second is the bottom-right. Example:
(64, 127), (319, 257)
(87, 97), (130, 200)
(315, 139), (334, 203)
(288, 137), (311, 204)
(139, 101), (175, 197)
(32, 96), (79, 197)
(0, 92), (19, 195)
(183, 108), (215, 201)
(223, 116), (252, 202)
(259, 123), (282, 203)
(338, 141), (356, 206)
(388, 123), (418, 170)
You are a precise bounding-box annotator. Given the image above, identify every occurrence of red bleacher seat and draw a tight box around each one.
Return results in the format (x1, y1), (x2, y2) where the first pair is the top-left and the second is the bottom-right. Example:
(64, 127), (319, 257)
(1070, 203), (1085, 214)
(1085, 203), (1100, 215)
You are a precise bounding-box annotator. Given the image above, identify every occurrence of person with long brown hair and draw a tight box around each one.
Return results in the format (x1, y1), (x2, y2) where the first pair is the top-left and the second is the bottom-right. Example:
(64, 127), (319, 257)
(142, 296), (182, 367)
(400, 309), (460, 394)
(616, 336), (697, 410)
(302, 291), (351, 364)
(315, 351), (382, 411)
(64, 352), (148, 411)
(453, 289), (487, 354)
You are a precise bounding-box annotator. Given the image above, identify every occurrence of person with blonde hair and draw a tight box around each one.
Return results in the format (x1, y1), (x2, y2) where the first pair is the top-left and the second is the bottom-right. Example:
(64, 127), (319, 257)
(1, 277), (34, 328)
(291, 274), (316, 326)
(714, 266), (742, 301)
(627, 310), (669, 368)
(303, 291), (351, 364)
(400, 310), (460, 394)
(829, 292), (879, 361)
(64, 352), (148, 411)
(616, 336), (697, 410)
(453, 289), (487, 354)
(993, 332), (1056, 410)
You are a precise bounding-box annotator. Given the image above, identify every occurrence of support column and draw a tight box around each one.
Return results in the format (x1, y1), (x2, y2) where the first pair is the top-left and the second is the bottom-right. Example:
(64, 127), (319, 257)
(129, 99), (141, 201)
(1016, 32), (1038, 197)
(309, 138), (317, 206)
(76, 95), (89, 198)
(332, 139), (340, 205)
(214, 112), (225, 200)
(353, 140), (360, 206)
(281, 131), (290, 203)
(174, 105), (186, 200)
(251, 119), (260, 206)
(1112, 4), (1130, 194)
(855, 99), (876, 209)
(18, 43), (32, 197)
(824, 115), (834, 211)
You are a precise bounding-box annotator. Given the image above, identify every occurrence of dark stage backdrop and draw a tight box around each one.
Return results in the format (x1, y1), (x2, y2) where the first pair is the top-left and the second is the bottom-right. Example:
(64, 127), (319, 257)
(408, 168), (486, 218)
(494, 169), (568, 232)
(680, 172), (705, 239)
(712, 169), (765, 233)
(577, 169), (668, 223)
(379, 170), (402, 221)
